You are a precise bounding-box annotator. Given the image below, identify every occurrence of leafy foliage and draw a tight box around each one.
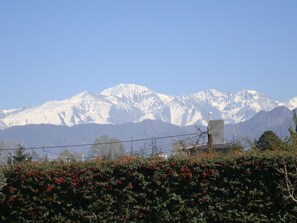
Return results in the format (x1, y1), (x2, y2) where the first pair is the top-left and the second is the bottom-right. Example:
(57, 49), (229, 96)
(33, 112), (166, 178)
(57, 149), (82, 162)
(7, 145), (33, 165)
(256, 130), (284, 151)
(0, 152), (297, 222)
(89, 135), (125, 160)
(0, 166), (6, 197)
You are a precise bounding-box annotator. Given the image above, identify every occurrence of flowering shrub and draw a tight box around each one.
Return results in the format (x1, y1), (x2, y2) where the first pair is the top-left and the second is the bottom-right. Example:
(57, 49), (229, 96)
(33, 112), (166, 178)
(0, 153), (297, 222)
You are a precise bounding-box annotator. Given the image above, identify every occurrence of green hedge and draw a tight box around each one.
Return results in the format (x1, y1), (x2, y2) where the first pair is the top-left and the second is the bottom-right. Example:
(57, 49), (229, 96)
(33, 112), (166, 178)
(0, 153), (297, 222)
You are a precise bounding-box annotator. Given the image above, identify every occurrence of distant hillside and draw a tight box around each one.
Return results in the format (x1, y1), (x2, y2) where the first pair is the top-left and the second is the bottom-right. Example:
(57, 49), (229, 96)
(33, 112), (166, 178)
(0, 120), (196, 157)
(225, 106), (293, 140)
(0, 106), (294, 158)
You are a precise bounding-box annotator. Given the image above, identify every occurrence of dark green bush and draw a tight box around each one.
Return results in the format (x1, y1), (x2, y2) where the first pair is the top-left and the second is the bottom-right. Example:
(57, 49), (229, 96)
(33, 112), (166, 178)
(0, 153), (297, 222)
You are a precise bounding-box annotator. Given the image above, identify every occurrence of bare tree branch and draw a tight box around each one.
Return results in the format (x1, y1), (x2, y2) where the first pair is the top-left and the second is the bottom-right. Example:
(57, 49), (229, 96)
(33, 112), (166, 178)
(278, 162), (297, 203)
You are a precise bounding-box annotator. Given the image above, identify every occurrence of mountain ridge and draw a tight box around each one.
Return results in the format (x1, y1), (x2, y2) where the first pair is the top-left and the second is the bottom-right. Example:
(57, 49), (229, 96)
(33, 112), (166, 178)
(0, 107), (293, 156)
(0, 84), (296, 129)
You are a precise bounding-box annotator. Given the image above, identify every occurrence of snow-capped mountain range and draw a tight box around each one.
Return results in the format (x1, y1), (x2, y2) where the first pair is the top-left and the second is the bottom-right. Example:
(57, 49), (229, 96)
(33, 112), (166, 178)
(1, 84), (296, 129)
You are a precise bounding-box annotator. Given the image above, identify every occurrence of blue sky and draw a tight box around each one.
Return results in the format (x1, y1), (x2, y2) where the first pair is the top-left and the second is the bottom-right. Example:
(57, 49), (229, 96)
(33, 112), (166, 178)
(0, 0), (296, 109)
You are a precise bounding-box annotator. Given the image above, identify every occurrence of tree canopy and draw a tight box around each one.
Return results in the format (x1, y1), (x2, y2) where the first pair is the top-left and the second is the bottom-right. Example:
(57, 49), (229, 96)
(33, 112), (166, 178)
(7, 145), (32, 164)
(256, 130), (284, 151)
(57, 149), (82, 162)
(89, 135), (125, 160)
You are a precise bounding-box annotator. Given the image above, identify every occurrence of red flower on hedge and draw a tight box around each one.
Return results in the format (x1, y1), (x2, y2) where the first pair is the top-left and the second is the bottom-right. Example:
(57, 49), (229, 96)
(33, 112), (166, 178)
(202, 170), (211, 178)
(127, 183), (133, 190)
(166, 169), (174, 176)
(180, 166), (192, 178)
(7, 186), (16, 194)
(72, 179), (80, 187)
(117, 180), (123, 185)
(45, 184), (53, 192)
(54, 177), (64, 185)
(171, 162), (177, 167)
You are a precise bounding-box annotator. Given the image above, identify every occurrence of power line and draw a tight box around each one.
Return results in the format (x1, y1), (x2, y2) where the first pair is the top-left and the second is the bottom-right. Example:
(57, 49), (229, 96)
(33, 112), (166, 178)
(41, 133), (205, 160)
(43, 149), (59, 155)
(122, 134), (203, 157)
(157, 134), (200, 150)
(1, 132), (199, 151)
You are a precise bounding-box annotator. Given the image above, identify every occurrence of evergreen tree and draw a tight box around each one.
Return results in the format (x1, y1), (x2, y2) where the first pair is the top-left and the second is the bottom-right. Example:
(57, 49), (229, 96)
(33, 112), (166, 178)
(256, 131), (284, 151)
(7, 145), (32, 164)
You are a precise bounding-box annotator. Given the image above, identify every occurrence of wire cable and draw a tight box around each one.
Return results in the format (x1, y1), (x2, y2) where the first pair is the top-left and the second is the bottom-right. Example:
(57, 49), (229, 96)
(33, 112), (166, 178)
(1, 132), (199, 151)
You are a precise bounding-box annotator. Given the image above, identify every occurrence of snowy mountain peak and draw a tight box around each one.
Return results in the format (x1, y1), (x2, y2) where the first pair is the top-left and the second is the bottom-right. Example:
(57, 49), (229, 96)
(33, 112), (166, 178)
(0, 84), (296, 129)
(205, 89), (226, 96)
(72, 91), (93, 98)
(192, 89), (282, 123)
(286, 97), (297, 110)
(70, 91), (100, 101)
(100, 83), (152, 97)
(195, 89), (261, 100)
(238, 89), (258, 94)
(100, 83), (173, 113)
(235, 89), (264, 100)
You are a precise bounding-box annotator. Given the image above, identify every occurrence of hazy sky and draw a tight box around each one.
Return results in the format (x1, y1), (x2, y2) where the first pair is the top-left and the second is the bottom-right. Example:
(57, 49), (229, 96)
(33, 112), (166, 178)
(1, 0), (296, 109)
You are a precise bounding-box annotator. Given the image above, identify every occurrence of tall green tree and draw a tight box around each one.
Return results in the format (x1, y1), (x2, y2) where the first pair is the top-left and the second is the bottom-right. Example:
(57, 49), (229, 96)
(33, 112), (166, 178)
(7, 145), (32, 164)
(89, 135), (125, 160)
(256, 130), (284, 151)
